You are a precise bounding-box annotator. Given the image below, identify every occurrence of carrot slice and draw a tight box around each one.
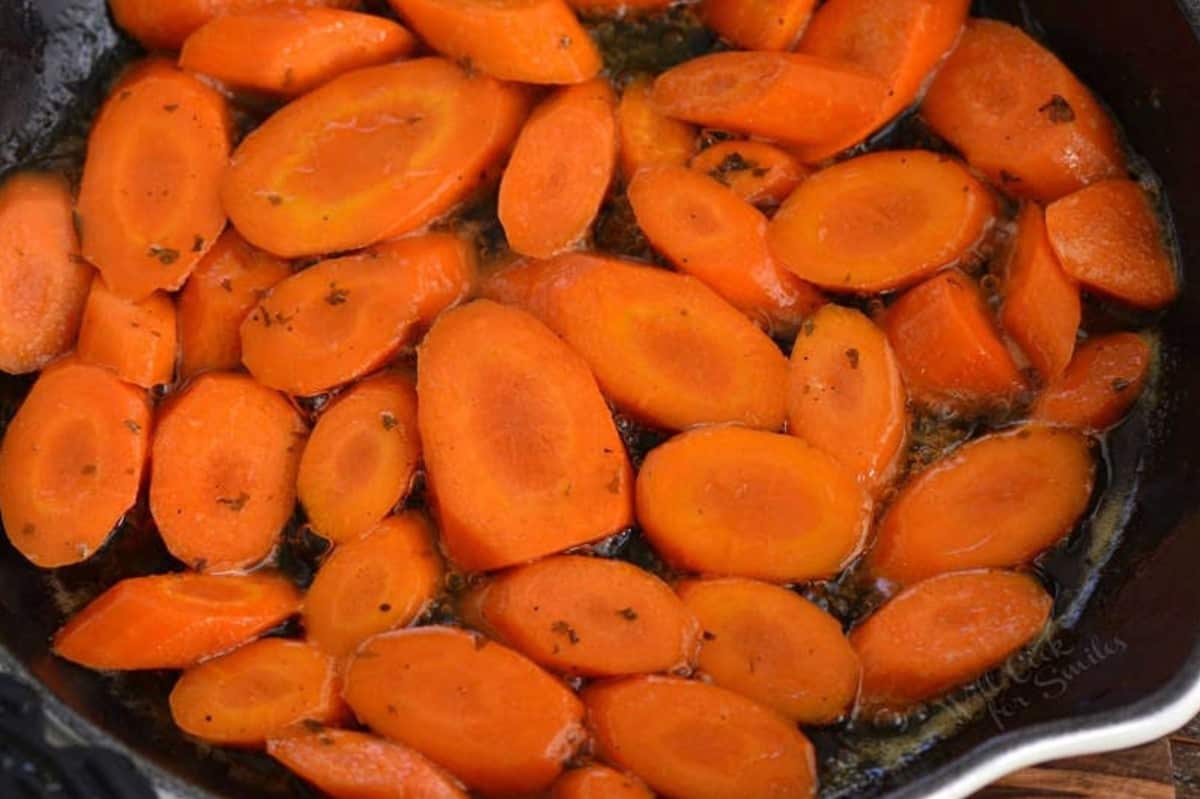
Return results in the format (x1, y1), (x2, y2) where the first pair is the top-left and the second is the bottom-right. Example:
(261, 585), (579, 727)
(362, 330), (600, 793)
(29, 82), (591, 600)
(180, 8), (416, 97)
(689, 140), (808, 208)
(0, 173), (90, 374)
(54, 572), (301, 670)
(108, 0), (357, 51)
(1044, 179), (1178, 310)
(75, 279), (177, 389)
(499, 79), (617, 258)
(585, 676), (817, 799)
(268, 728), (469, 799)
(552, 766), (653, 799)
(628, 166), (823, 336)
(170, 638), (344, 746)
(303, 514), (443, 658)
(617, 76), (697, 181)
(150, 372), (306, 572)
(788, 304), (907, 491)
(851, 570), (1052, 713)
(700, 0), (816, 52)
(241, 234), (474, 396)
(344, 626), (586, 795)
(224, 58), (527, 258)
(417, 300), (632, 572)
(767, 150), (996, 293)
(921, 19), (1125, 201)
(461, 555), (700, 676)
(77, 60), (230, 301)
(637, 425), (869, 583)
(1032, 333), (1152, 431)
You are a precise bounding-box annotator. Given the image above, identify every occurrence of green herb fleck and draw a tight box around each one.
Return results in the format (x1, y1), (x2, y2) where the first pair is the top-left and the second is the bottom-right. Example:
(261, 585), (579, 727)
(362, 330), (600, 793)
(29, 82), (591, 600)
(148, 244), (180, 265)
(1038, 94), (1076, 124)
(550, 620), (580, 645)
(617, 607), (638, 621)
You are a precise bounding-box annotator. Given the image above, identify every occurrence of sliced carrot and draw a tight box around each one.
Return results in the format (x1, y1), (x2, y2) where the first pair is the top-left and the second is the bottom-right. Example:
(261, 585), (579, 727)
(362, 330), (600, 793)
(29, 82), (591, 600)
(387, 0), (600, 84)
(700, 0), (816, 52)
(921, 19), (1125, 201)
(851, 570), (1052, 713)
(617, 76), (697, 181)
(75, 279), (177, 389)
(627, 166), (823, 336)
(417, 300), (632, 572)
(108, 0), (357, 51)
(767, 150), (996, 292)
(499, 79), (617, 259)
(552, 766), (653, 799)
(345, 626), (586, 795)
(241, 234), (474, 396)
(1032, 333), (1152, 431)
(1044, 179), (1178, 310)
(150, 372), (306, 572)
(585, 676), (817, 799)
(689, 140), (808, 208)
(637, 425), (869, 583)
(0, 359), (150, 567)
(224, 58), (527, 258)
(0, 173), (90, 374)
(77, 60), (230, 301)
(478, 256), (576, 323)
(54, 572), (301, 670)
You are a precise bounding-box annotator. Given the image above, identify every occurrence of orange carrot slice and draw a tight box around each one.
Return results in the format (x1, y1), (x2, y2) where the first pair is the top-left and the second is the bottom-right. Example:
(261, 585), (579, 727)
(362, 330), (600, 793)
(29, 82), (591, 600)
(700, 0), (816, 52)
(617, 76), (697, 181)
(75, 279), (177, 389)
(552, 766), (653, 799)
(1032, 333), (1152, 431)
(689, 140), (808, 207)
(109, 0), (357, 51)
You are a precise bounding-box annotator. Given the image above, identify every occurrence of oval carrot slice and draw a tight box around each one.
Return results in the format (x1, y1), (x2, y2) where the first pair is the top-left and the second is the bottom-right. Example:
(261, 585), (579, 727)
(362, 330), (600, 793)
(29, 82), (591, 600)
(1044, 179), (1178, 310)
(700, 0), (815, 52)
(109, 0), (357, 50)
(1032, 333), (1152, 431)
(76, 279), (177, 389)
(0, 359), (150, 567)
(77, 60), (230, 301)
(0, 173), (90, 374)
(552, 766), (653, 799)
(499, 79), (617, 259)
(851, 570), (1052, 713)
(417, 300), (632, 572)
(345, 626), (586, 795)
(788, 304), (907, 491)
(767, 150), (996, 293)
(617, 76), (697, 181)
(637, 425), (869, 583)
(223, 58), (527, 258)
(689, 140), (808, 208)
(241, 234), (474, 396)
(585, 676), (817, 799)
(628, 166), (823, 336)
(54, 572), (301, 670)
(150, 372), (306, 572)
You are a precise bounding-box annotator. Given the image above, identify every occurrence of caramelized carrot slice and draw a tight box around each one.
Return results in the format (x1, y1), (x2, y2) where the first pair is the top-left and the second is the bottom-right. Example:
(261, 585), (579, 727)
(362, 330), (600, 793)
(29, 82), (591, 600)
(417, 300), (632, 572)
(76, 279), (177, 389)
(150, 372), (306, 572)
(345, 626), (586, 795)
(77, 60), (230, 301)
(553, 766), (653, 799)
(585, 676), (817, 799)
(689, 140), (808, 208)
(637, 425), (869, 583)
(1032, 333), (1152, 431)
(109, 0), (357, 51)
(700, 0), (816, 52)
(224, 59), (527, 257)
(617, 76), (697, 181)
(54, 572), (301, 670)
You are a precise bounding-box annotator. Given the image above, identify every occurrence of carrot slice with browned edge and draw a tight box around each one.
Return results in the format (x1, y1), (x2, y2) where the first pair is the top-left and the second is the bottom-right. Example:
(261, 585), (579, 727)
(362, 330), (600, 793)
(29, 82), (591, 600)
(417, 300), (632, 572)
(921, 19), (1125, 201)
(1045, 179), (1178, 310)
(345, 626), (586, 795)
(767, 150), (996, 292)
(499, 79), (617, 258)
(54, 572), (300, 670)
(0, 360), (150, 567)
(241, 234), (474, 396)
(76, 279), (177, 389)
(638, 425), (869, 583)
(628, 166), (823, 336)
(700, 0), (815, 52)
(180, 8), (416, 96)
(109, 0), (357, 50)
(1033, 333), (1152, 431)
(77, 60), (230, 301)
(223, 59), (527, 257)
(552, 766), (653, 799)
(0, 173), (90, 374)
(303, 513), (443, 658)
(617, 76), (697, 181)
(150, 372), (306, 572)
(585, 676), (817, 799)
(788, 304), (907, 491)
(460, 555), (700, 676)
(852, 570), (1052, 714)
(689, 140), (808, 208)
(268, 727), (469, 799)
(170, 638), (344, 746)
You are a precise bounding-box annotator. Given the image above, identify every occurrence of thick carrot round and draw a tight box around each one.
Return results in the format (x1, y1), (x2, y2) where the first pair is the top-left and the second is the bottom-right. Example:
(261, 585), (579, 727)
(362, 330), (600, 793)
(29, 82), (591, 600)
(108, 0), (357, 50)
(1033, 333), (1152, 431)
(637, 425), (869, 583)
(689, 140), (808, 208)
(617, 76), (697, 181)
(700, 0), (816, 52)
(344, 626), (586, 795)
(75, 279), (177, 389)
(54, 572), (301, 670)
(150, 372), (306, 572)
(552, 766), (653, 799)
(417, 300), (632, 572)
(767, 150), (996, 293)
(223, 59), (527, 258)
(0, 359), (150, 567)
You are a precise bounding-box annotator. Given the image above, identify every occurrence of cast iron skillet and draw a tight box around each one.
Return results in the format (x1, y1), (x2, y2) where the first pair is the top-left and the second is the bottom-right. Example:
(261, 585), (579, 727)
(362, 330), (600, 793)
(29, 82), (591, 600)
(2, 1), (1200, 797)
